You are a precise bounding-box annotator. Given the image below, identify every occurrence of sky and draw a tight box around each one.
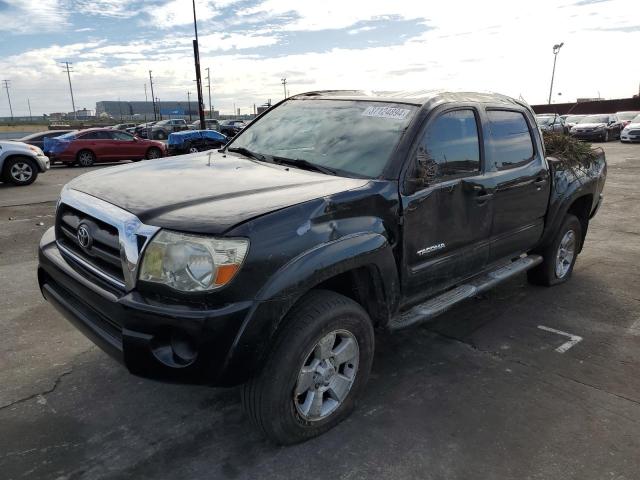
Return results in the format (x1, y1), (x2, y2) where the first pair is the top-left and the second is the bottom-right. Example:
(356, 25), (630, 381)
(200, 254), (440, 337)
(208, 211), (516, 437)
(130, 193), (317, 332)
(0, 0), (638, 116)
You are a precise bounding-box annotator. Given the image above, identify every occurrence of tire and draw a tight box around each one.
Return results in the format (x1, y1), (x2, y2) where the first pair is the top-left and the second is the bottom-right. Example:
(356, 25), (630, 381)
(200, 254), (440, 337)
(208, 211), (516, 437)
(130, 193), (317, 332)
(527, 214), (582, 286)
(3, 157), (38, 186)
(146, 147), (162, 159)
(76, 150), (95, 167)
(155, 130), (166, 140)
(602, 131), (609, 142)
(188, 146), (199, 153)
(241, 290), (375, 445)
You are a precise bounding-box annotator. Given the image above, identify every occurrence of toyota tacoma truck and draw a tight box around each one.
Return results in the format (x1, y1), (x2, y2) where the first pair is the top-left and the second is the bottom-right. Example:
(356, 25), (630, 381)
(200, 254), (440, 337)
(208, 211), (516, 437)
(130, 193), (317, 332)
(38, 91), (606, 444)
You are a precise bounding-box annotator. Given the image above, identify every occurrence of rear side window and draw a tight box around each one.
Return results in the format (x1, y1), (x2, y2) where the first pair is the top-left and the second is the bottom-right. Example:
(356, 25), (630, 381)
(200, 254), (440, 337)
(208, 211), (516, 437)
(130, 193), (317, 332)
(78, 131), (110, 140)
(486, 110), (535, 170)
(416, 109), (480, 180)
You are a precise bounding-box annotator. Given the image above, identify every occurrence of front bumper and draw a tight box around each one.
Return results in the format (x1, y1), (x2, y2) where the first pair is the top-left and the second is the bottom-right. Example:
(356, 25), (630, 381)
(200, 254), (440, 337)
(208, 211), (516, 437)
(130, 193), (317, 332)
(38, 227), (253, 385)
(621, 131), (640, 142)
(570, 129), (606, 140)
(36, 155), (50, 172)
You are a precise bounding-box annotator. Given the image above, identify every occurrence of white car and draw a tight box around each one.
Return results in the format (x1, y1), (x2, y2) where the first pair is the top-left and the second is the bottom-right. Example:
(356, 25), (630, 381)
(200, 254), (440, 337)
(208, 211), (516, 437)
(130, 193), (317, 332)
(620, 113), (640, 143)
(0, 140), (50, 186)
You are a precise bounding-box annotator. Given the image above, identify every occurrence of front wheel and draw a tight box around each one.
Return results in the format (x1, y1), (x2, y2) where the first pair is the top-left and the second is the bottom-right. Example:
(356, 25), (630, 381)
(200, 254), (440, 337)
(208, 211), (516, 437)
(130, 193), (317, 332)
(241, 290), (374, 445)
(528, 214), (582, 286)
(3, 157), (38, 186)
(155, 130), (166, 140)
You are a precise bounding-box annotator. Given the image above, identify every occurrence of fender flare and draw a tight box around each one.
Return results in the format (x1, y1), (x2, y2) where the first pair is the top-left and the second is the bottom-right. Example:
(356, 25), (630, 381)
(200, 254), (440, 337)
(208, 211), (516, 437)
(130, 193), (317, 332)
(218, 232), (399, 384)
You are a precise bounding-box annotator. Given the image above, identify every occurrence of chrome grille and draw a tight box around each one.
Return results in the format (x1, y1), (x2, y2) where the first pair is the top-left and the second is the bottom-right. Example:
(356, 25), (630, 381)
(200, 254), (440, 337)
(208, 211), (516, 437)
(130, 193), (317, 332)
(55, 188), (160, 291)
(56, 204), (125, 285)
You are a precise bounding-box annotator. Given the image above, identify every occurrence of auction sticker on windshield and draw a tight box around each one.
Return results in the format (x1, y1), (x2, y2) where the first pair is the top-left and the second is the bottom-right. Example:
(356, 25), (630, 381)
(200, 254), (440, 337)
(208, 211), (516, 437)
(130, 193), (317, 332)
(362, 106), (411, 120)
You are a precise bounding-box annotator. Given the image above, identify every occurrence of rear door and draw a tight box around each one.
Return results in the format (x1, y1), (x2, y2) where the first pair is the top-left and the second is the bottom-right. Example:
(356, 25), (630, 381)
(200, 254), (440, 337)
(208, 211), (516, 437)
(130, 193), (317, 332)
(483, 108), (550, 262)
(401, 106), (493, 301)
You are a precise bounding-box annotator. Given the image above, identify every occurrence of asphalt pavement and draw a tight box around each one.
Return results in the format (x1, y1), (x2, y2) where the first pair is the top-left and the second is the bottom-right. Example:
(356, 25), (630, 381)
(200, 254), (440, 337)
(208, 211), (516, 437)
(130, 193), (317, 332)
(1, 145), (639, 480)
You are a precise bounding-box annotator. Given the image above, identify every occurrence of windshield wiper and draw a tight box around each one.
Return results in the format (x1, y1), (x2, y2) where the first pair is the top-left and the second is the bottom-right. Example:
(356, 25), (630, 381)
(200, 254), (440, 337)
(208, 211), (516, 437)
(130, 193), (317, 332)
(226, 147), (267, 162)
(270, 156), (338, 176)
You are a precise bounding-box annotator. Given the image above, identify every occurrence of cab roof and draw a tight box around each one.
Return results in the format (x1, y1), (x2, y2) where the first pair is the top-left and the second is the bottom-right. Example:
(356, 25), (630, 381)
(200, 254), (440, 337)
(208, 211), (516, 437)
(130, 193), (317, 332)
(290, 90), (529, 109)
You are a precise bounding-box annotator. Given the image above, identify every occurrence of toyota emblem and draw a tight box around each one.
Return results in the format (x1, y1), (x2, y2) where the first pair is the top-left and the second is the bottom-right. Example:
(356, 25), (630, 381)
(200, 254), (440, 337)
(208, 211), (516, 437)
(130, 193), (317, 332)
(77, 224), (92, 249)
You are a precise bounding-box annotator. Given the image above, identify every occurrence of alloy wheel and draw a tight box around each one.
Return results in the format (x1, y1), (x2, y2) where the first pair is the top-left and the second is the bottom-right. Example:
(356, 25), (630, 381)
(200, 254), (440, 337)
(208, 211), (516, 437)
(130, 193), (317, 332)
(555, 229), (576, 279)
(10, 161), (33, 183)
(294, 330), (359, 421)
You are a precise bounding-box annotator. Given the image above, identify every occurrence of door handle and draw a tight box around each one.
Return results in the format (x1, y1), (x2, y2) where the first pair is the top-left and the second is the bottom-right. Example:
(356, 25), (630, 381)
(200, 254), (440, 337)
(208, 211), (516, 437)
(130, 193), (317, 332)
(475, 191), (493, 203)
(534, 177), (548, 190)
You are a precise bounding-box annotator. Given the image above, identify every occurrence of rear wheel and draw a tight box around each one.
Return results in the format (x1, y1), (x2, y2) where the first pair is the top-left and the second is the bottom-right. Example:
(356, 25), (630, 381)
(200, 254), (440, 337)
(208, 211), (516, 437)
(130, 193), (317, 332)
(155, 130), (166, 140)
(602, 130), (609, 142)
(77, 150), (95, 167)
(3, 157), (38, 186)
(188, 146), (199, 153)
(528, 214), (582, 286)
(146, 147), (162, 159)
(241, 290), (374, 445)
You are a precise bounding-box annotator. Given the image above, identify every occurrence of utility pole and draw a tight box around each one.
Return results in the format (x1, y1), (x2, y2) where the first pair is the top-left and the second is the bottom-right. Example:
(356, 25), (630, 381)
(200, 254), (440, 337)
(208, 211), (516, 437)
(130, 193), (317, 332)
(27, 98), (32, 121)
(144, 83), (148, 122)
(61, 62), (77, 119)
(148, 70), (157, 121)
(192, 0), (206, 127)
(281, 77), (287, 99)
(205, 67), (212, 119)
(156, 97), (161, 120)
(547, 43), (564, 105)
(2, 80), (13, 121)
(187, 91), (192, 121)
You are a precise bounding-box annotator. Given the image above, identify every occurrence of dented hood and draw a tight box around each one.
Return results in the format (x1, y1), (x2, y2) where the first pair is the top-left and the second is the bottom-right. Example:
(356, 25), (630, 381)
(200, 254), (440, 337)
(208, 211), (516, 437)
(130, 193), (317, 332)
(66, 151), (368, 234)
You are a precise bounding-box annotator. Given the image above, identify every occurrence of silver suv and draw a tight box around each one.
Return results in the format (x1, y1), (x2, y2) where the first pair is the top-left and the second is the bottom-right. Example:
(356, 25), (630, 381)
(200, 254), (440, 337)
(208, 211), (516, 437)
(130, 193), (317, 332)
(0, 140), (50, 186)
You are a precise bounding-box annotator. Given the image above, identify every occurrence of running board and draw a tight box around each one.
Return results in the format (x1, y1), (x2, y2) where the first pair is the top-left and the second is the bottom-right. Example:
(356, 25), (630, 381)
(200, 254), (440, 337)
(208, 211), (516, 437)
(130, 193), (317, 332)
(389, 254), (543, 331)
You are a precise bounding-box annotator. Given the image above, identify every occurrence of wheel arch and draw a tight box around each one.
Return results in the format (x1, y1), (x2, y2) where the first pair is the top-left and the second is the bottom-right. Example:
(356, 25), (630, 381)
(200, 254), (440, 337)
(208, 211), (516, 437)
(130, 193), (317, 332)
(566, 194), (593, 252)
(218, 232), (399, 385)
(1, 154), (37, 178)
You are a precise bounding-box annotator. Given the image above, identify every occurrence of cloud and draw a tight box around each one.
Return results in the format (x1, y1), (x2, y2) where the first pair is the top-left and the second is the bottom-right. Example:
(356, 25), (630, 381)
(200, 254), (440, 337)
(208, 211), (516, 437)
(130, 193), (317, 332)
(0, 0), (68, 33)
(72, 0), (140, 18)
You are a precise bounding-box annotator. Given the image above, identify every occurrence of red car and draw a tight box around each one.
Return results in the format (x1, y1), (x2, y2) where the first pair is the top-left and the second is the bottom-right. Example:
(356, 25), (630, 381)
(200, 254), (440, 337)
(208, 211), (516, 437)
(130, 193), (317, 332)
(46, 128), (166, 167)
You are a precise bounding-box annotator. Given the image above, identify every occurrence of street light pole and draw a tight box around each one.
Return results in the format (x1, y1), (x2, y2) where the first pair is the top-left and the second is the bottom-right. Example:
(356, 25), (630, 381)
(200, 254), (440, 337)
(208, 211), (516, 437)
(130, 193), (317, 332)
(192, 0), (206, 127)
(548, 42), (564, 105)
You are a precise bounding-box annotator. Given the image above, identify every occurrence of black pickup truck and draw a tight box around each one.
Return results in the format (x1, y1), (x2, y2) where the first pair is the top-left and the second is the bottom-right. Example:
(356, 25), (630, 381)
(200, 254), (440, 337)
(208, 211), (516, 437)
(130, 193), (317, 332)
(38, 91), (606, 444)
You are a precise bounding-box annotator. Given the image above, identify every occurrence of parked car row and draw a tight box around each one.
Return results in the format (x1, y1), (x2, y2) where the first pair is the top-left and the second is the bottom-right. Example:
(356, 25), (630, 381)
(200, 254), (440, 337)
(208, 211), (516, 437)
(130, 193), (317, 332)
(167, 129), (228, 155)
(45, 128), (166, 166)
(535, 110), (640, 143)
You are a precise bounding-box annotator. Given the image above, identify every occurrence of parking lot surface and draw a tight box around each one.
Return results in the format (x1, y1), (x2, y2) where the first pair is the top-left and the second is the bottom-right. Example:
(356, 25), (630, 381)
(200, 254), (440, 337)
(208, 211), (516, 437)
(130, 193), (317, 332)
(1, 144), (639, 480)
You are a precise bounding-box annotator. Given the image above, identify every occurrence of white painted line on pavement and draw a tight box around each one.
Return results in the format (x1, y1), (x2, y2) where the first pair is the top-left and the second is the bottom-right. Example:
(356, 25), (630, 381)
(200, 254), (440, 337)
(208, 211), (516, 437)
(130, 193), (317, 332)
(537, 325), (583, 353)
(628, 318), (640, 337)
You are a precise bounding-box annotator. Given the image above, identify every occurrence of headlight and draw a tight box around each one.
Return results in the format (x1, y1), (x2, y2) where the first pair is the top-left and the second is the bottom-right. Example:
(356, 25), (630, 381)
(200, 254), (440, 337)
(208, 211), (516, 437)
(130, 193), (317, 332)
(594, 125), (605, 131)
(139, 230), (249, 292)
(28, 145), (44, 156)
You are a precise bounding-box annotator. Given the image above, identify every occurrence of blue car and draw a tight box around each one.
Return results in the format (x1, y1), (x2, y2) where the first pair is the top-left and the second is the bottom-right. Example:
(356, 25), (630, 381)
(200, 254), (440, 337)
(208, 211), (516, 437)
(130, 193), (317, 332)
(167, 129), (227, 155)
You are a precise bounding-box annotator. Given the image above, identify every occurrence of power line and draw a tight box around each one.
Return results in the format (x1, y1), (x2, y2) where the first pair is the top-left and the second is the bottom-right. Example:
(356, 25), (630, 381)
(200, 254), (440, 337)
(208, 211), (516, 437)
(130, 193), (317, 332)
(61, 62), (77, 119)
(2, 80), (14, 121)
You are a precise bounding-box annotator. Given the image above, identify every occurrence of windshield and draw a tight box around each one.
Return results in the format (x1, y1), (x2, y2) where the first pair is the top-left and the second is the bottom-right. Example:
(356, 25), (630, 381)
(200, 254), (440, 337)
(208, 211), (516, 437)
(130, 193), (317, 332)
(631, 114), (640, 123)
(536, 116), (555, 125)
(617, 112), (639, 121)
(565, 115), (584, 123)
(579, 115), (609, 124)
(229, 99), (417, 177)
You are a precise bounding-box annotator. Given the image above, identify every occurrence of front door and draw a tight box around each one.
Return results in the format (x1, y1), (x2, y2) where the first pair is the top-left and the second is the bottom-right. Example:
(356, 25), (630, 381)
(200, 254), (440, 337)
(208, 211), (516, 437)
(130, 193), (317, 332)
(109, 130), (141, 160)
(401, 107), (493, 303)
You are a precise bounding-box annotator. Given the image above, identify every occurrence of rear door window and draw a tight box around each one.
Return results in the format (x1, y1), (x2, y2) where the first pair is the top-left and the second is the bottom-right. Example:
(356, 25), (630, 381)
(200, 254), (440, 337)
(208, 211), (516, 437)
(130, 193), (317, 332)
(486, 110), (535, 170)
